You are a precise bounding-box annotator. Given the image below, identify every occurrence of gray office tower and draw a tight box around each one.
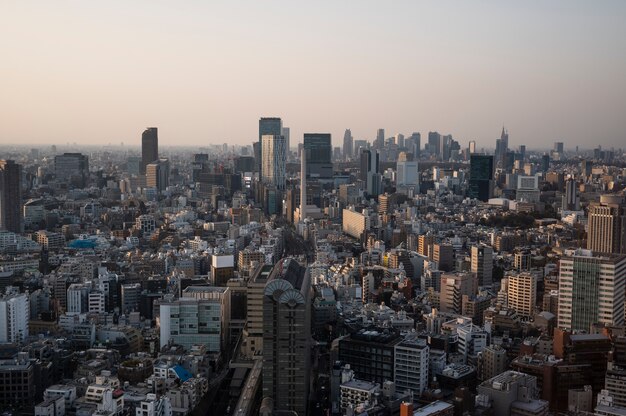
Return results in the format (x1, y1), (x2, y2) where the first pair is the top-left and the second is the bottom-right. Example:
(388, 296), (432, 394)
(262, 258), (311, 416)
(303, 133), (333, 179)
(409, 132), (421, 159)
(428, 131), (441, 156)
(0, 160), (23, 233)
(259, 117), (283, 171)
(360, 149), (381, 196)
(343, 129), (353, 160)
(141, 127), (158, 175)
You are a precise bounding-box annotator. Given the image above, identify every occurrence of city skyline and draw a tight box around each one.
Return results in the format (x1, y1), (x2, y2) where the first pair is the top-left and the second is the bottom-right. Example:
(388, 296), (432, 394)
(2, 1), (626, 148)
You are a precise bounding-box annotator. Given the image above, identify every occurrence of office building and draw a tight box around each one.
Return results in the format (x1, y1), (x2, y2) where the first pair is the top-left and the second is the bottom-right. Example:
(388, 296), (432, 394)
(343, 129), (353, 160)
(146, 158), (170, 192)
(258, 117), (282, 171)
(433, 243), (454, 272)
(394, 338), (429, 396)
(375, 128), (385, 148)
(243, 264), (272, 356)
(0, 160), (22, 233)
(54, 153), (89, 188)
(557, 250), (626, 331)
(396, 152), (419, 187)
(562, 178), (580, 211)
(339, 329), (402, 386)
(262, 259), (311, 416)
(468, 154), (494, 201)
(281, 126), (290, 156)
(159, 286), (230, 352)
(0, 354), (35, 408)
(479, 345), (507, 381)
(67, 283), (90, 314)
(439, 272), (476, 314)
(0, 292), (29, 343)
(471, 245), (494, 287)
(587, 195), (626, 254)
(507, 272), (537, 318)
(141, 127), (159, 175)
(360, 149), (381, 195)
(408, 132), (421, 158)
(303, 133), (333, 179)
(605, 363), (626, 409)
(428, 132), (441, 156)
(261, 134), (286, 190)
(342, 208), (370, 240)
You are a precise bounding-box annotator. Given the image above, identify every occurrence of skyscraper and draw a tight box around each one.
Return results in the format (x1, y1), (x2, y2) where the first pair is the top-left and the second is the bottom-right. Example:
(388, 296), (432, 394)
(259, 117), (282, 172)
(0, 160), (22, 233)
(281, 126), (290, 157)
(141, 127), (158, 175)
(261, 134), (286, 190)
(409, 132), (421, 159)
(54, 153), (89, 188)
(557, 250), (626, 331)
(468, 154), (494, 202)
(343, 129), (353, 160)
(587, 195), (626, 254)
(303, 133), (333, 179)
(359, 149), (381, 195)
(562, 178), (580, 211)
(262, 258), (311, 416)
(427, 131), (441, 156)
(396, 152), (419, 189)
(495, 126), (509, 168)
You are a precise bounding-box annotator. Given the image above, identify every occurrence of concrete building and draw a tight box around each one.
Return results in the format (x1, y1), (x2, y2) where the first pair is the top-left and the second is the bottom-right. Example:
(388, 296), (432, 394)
(340, 378), (380, 413)
(0, 292), (29, 343)
(342, 208), (370, 240)
(507, 272), (537, 318)
(146, 158), (170, 192)
(394, 338), (429, 396)
(262, 259), (311, 416)
(159, 286), (230, 353)
(54, 153), (89, 188)
(439, 272), (476, 314)
(477, 371), (549, 416)
(479, 345), (508, 381)
(557, 250), (626, 331)
(471, 245), (493, 287)
(0, 353), (35, 408)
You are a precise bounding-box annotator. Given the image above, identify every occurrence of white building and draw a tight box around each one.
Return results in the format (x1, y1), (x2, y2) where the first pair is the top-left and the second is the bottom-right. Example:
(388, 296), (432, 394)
(342, 208), (370, 240)
(0, 292), (29, 343)
(136, 393), (173, 416)
(394, 338), (429, 396)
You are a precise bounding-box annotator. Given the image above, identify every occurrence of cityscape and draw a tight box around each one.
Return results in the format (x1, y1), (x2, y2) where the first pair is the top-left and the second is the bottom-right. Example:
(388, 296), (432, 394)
(2, 2), (626, 416)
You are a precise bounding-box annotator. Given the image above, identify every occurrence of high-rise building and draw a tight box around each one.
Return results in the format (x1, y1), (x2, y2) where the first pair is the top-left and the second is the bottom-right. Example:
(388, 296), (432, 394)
(471, 245), (493, 287)
(374, 128), (385, 148)
(359, 149), (381, 195)
(54, 153), (89, 188)
(495, 126), (509, 168)
(141, 127), (158, 175)
(261, 134), (286, 190)
(433, 243), (454, 272)
(562, 178), (580, 211)
(281, 126), (290, 156)
(259, 117), (282, 171)
(409, 132), (421, 158)
(0, 292), (29, 343)
(427, 131), (441, 156)
(468, 154), (494, 202)
(159, 286), (230, 352)
(469, 140), (476, 154)
(0, 160), (22, 233)
(146, 158), (170, 192)
(262, 259), (311, 416)
(343, 129), (353, 160)
(303, 133), (333, 179)
(557, 250), (626, 331)
(396, 152), (419, 188)
(440, 272), (476, 314)
(394, 338), (429, 396)
(587, 195), (626, 254)
(506, 272), (537, 318)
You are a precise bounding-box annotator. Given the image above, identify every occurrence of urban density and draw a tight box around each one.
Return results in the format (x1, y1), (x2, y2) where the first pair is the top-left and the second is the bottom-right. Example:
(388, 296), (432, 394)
(0, 123), (625, 416)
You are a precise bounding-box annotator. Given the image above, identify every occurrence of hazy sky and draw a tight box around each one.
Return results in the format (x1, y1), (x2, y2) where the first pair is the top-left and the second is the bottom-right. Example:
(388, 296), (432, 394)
(2, 1), (626, 149)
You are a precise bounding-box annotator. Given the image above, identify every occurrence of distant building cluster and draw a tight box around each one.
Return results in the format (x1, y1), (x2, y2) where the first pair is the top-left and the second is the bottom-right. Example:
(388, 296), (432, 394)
(0, 120), (625, 416)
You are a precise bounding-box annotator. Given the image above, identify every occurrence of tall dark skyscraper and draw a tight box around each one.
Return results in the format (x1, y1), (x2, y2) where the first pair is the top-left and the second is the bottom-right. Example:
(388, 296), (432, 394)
(262, 258), (311, 416)
(409, 132), (421, 159)
(303, 133), (332, 179)
(54, 153), (89, 188)
(0, 160), (23, 233)
(141, 127), (159, 175)
(468, 154), (494, 202)
(495, 126), (509, 168)
(360, 149), (381, 195)
(343, 129), (353, 160)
